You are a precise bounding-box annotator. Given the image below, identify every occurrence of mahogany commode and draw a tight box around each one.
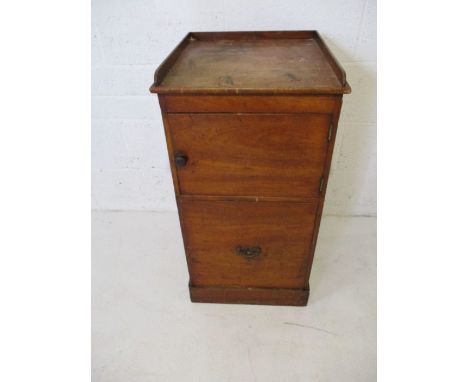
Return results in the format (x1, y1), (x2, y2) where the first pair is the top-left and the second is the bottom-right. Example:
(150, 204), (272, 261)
(150, 31), (351, 306)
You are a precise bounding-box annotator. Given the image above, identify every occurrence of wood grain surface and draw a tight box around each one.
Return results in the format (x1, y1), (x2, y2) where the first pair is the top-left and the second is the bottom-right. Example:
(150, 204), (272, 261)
(168, 113), (331, 198)
(150, 31), (350, 95)
(161, 95), (338, 113)
(189, 284), (309, 306)
(179, 199), (318, 289)
(150, 31), (350, 305)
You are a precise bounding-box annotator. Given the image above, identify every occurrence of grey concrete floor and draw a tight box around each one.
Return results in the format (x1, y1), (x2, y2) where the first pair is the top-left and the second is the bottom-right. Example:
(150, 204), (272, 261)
(92, 211), (376, 382)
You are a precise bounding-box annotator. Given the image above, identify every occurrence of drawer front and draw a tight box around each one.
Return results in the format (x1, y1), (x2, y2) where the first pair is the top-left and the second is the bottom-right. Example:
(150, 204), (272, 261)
(168, 113), (331, 198)
(162, 95), (338, 113)
(179, 199), (318, 289)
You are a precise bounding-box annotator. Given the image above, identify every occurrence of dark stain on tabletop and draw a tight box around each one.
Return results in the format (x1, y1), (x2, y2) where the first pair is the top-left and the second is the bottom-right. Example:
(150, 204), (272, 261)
(285, 72), (300, 82)
(218, 75), (234, 86)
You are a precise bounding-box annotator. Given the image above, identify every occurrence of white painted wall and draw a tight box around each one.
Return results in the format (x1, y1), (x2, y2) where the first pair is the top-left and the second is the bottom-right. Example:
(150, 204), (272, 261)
(92, 0), (376, 216)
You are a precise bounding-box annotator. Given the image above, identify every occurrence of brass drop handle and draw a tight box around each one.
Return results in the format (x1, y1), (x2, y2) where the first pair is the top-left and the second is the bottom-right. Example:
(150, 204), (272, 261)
(236, 246), (262, 260)
(175, 153), (188, 168)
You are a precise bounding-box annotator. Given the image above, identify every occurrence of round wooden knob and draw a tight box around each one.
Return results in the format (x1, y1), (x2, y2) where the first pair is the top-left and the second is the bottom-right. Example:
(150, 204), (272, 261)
(175, 154), (188, 168)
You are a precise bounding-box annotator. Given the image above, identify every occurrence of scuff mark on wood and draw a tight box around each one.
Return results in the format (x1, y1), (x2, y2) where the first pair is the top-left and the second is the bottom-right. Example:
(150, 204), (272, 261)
(218, 75), (234, 86)
(285, 72), (300, 81)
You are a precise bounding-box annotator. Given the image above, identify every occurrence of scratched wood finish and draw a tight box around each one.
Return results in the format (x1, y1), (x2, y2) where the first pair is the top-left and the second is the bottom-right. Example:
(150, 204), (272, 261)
(168, 113), (331, 198)
(179, 199), (318, 289)
(150, 31), (351, 306)
(150, 31), (351, 95)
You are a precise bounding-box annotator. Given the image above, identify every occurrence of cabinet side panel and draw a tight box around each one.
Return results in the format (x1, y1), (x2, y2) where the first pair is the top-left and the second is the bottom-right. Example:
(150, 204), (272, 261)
(158, 96), (180, 195)
(306, 96), (343, 282)
(159, 96), (195, 285)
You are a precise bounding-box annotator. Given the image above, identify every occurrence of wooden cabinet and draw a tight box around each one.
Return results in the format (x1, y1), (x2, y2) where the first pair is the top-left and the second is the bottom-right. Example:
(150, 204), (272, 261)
(150, 31), (351, 306)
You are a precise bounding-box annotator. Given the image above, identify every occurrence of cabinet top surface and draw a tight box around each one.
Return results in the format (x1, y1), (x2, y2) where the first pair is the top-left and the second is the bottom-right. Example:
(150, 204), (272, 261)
(150, 31), (351, 95)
